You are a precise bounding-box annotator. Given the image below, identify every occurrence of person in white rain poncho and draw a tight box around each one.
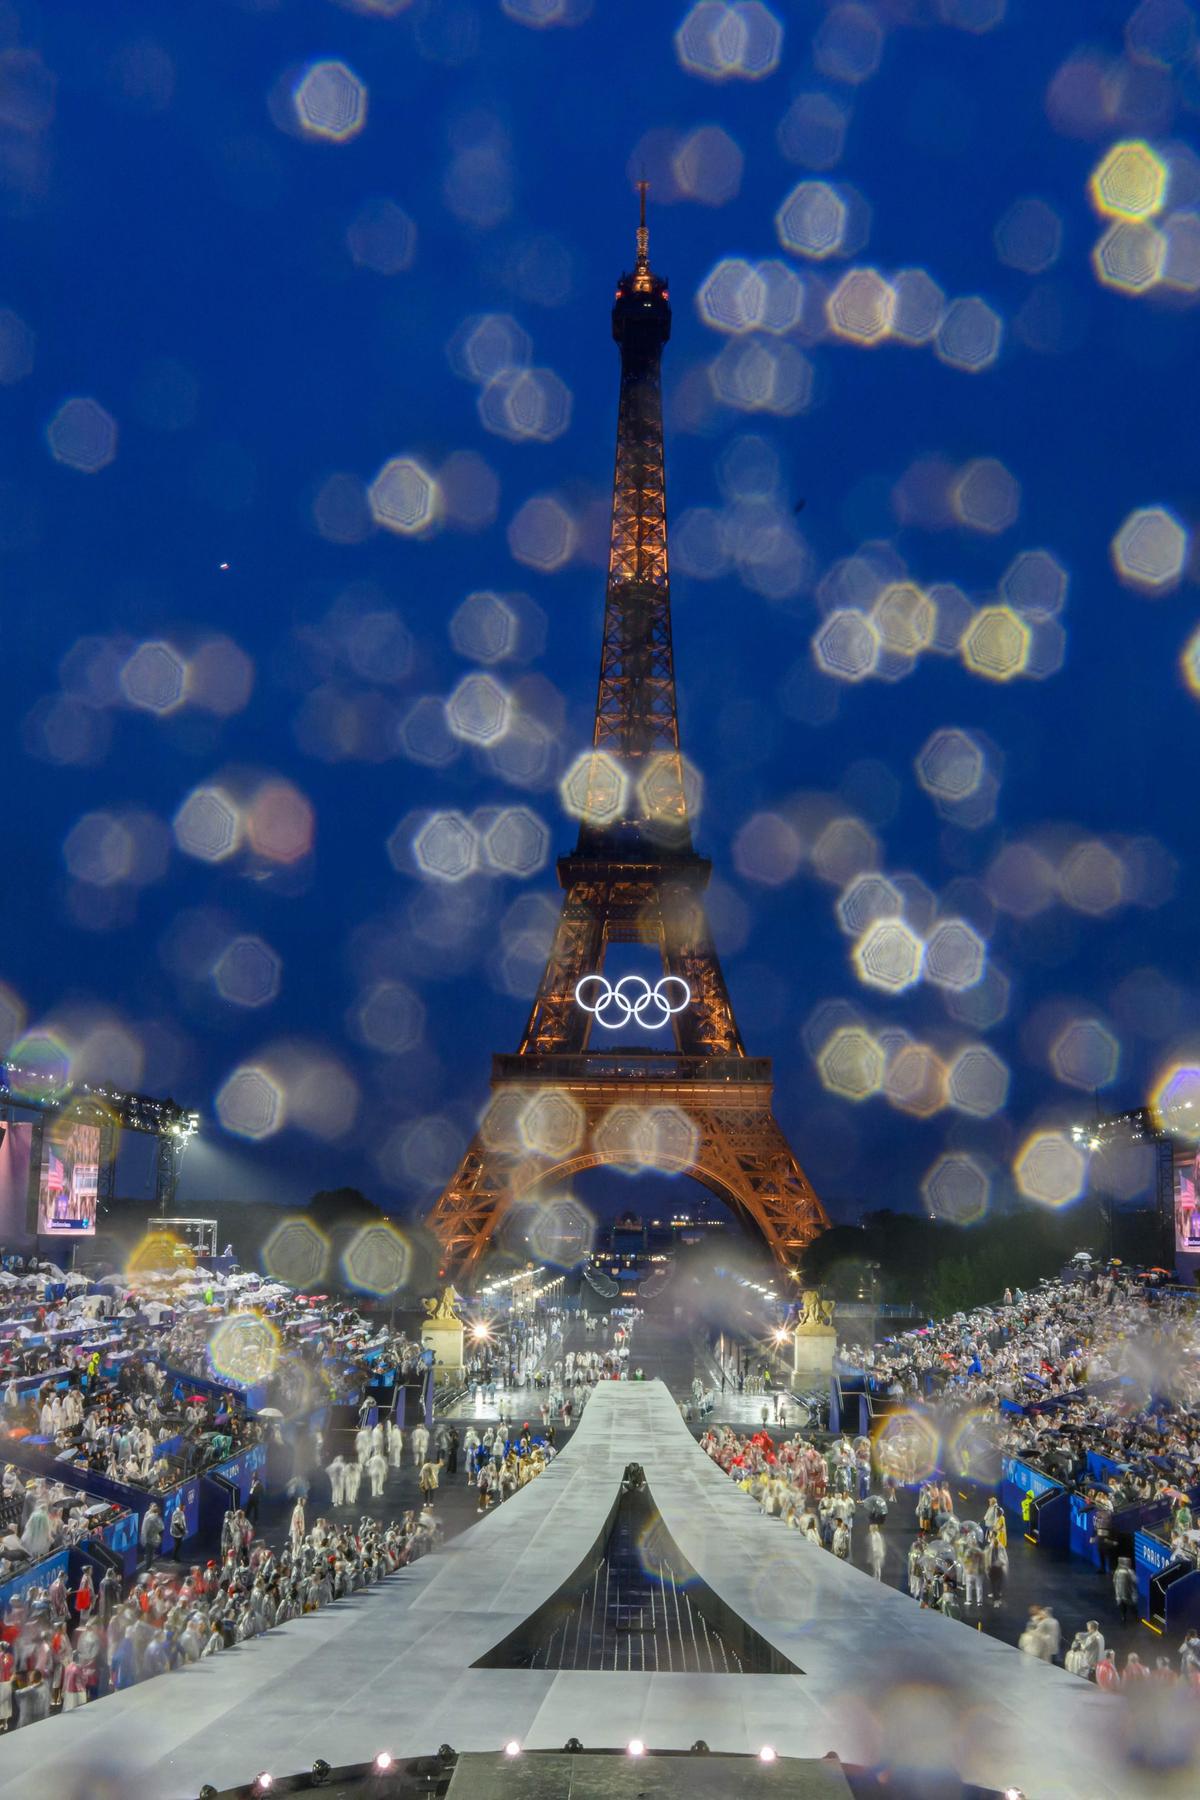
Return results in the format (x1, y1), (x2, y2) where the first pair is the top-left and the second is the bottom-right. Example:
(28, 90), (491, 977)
(289, 1497), (306, 1552)
(343, 1458), (362, 1505)
(410, 1422), (429, 1467)
(867, 1522), (886, 1580)
(388, 1422), (404, 1468)
(354, 1425), (372, 1466)
(366, 1450), (388, 1498)
(326, 1456), (347, 1507)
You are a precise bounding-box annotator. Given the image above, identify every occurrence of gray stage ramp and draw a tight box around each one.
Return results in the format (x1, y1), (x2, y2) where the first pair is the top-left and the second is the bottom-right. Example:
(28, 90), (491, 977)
(0, 1382), (1142, 1800)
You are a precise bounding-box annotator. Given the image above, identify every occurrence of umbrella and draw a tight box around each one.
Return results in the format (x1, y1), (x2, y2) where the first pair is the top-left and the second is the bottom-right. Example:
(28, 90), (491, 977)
(256, 1406), (283, 1419)
(185, 1395), (208, 1406)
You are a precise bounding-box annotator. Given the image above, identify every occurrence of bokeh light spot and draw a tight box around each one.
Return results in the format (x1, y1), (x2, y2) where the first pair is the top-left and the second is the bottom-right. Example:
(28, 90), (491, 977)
(916, 728), (985, 803)
(561, 749), (627, 826)
(293, 60), (367, 142)
(674, 2), (784, 82)
(262, 1216), (331, 1289)
(216, 1064), (285, 1139)
(952, 458), (1020, 534)
(173, 785), (242, 863)
(999, 549), (1068, 618)
(1014, 1130), (1087, 1207)
(813, 608), (880, 681)
(482, 806), (550, 876)
(508, 494), (576, 570)
(923, 1152), (990, 1225)
(960, 605), (1031, 680)
(46, 397), (118, 472)
(1088, 140), (1168, 220)
(342, 1222), (411, 1296)
(212, 936), (281, 1009)
(924, 918), (986, 991)
(935, 296), (1003, 371)
(1111, 505), (1189, 593)
(208, 1312), (280, 1386)
(446, 672), (512, 744)
(883, 1042), (947, 1117)
(413, 811), (479, 882)
(1093, 220), (1166, 292)
(827, 267), (894, 341)
(1050, 1017), (1120, 1090)
(519, 1088), (586, 1158)
(247, 781), (315, 865)
(775, 180), (847, 259)
(946, 1043), (1010, 1116)
(853, 919), (924, 993)
(368, 457), (439, 535)
(817, 1024), (884, 1099)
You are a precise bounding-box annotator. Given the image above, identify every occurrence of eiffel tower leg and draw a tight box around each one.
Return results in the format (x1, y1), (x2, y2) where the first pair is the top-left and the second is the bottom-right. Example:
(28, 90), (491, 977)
(689, 1102), (828, 1267)
(425, 1131), (523, 1282)
(518, 886), (605, 1056)
(661, 882), (743, 1056)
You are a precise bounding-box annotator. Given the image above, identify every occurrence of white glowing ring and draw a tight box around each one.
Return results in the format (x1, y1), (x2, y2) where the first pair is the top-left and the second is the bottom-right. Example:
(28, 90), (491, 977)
(573, 974), (691, 1031)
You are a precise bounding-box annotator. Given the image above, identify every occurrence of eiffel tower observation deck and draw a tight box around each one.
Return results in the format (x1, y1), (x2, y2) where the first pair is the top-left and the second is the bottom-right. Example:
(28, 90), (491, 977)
(428, 193), (829, 1281)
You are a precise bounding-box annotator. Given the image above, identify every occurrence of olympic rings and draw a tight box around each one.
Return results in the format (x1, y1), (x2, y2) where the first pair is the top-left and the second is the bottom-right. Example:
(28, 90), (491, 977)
(573, 973), (691, 1032)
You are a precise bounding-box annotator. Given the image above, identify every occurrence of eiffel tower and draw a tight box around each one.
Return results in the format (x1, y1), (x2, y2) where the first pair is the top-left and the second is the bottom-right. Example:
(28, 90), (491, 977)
(428, 190), (829, 1280)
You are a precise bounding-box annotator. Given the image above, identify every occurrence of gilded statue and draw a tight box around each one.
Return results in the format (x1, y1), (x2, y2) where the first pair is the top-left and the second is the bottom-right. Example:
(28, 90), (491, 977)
(797, 1289), (835, 1330)
(423, 1284), (463, 1323)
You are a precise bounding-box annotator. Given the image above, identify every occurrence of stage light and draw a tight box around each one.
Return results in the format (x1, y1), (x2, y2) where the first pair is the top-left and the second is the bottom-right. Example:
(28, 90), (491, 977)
(564, 1737), (584, 1753)
(759, 1745), (777, 1763)
(627, 1739), (646, 1758)
(773, 1327), (789, 1343)
(253, 1778), (274, 1797)
(503, 1740), (522, 1758)
(1003, 1791), (1026, 1800)
(374, 1751), (394, 1772)
(311, 1761), (331, 1787)
(690, 1739), (710, 1753)
(437, 1745), (456, 1764)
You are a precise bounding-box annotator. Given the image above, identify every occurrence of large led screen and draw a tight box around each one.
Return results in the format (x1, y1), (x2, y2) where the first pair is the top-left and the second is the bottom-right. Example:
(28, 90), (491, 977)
(36, 1117), (100, 1236)
(1175, 1151), (1200, 1256)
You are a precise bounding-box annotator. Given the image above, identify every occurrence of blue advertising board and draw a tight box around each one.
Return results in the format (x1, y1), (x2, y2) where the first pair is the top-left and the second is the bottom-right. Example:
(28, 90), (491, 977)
(1001, 1456), (1061, 1516)
(1135, 1528), (1178, 1616)
(0, 1548), (69, 1615)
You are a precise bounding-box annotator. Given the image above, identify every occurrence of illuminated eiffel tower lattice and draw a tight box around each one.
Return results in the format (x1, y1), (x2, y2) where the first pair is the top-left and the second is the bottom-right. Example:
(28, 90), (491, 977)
(428, 191), (829, 1280)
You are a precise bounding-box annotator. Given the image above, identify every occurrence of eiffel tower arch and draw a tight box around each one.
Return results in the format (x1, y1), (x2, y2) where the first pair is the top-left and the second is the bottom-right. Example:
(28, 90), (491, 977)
(428, 190), (829, 1281)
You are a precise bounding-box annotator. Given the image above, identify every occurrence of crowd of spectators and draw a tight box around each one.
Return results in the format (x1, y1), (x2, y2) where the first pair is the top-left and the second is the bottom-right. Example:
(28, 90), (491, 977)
(0, 1503), (434, 1732)
(0, 1466), (127, 1584)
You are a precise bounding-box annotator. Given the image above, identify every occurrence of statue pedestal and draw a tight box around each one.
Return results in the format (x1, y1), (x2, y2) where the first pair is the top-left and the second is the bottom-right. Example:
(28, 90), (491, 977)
(793, 1326), (837, 1379)
(421, 1317), (465, 1379)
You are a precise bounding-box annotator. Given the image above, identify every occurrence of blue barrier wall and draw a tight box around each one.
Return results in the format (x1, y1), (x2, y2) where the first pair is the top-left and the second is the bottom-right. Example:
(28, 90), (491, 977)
(1135, 1528), (1177, 1616)
(0, 1548), (69, 1614)
(1000, 1455), (1061, 1516)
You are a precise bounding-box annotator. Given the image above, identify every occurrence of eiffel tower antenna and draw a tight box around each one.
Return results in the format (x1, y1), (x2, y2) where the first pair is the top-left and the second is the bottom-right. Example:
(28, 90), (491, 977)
(427, 204), (828, 1281)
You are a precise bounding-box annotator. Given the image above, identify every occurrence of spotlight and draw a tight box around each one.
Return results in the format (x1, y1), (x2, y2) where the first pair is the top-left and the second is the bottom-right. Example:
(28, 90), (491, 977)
(374, 1751), (394, 1773)
(253, 1778), (274, 1797)
(1004, 1791), (1026, 1800)
(759, 1745), (777, 1763)
(437, 1745), (456, 1765)
(564, 1738), (584, 1754)
(311, 1761), (331, 1788)
(690, 1740), (710, 1754)
(503, 1741), (522, 1758)
(627, 1739), (646, 1758)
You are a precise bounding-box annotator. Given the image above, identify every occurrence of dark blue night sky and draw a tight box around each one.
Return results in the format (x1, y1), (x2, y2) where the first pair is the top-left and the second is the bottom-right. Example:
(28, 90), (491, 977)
(1, 0), (1197, 1235)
